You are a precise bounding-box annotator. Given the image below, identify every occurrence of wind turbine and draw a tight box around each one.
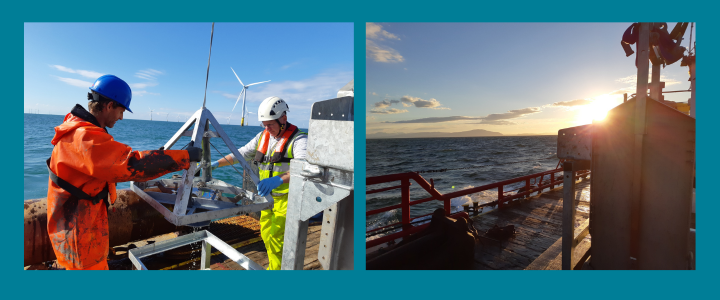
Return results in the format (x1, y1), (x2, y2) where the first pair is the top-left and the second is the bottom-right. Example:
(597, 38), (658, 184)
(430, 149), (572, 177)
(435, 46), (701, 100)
(166, 113), (170, 122)
(230, 67), (270, 126)
(149, 108), (153, 121)
(244, 106), (253, 126)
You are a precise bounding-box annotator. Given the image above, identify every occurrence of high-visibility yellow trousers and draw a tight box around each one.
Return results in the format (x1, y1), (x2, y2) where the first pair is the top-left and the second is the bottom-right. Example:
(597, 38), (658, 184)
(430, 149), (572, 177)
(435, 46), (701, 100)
(259, 194), (288, 270)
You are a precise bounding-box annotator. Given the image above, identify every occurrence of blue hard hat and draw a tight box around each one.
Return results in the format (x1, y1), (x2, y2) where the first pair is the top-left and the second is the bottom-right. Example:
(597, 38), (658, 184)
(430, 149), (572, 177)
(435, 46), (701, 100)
(89, 75), (133, 113)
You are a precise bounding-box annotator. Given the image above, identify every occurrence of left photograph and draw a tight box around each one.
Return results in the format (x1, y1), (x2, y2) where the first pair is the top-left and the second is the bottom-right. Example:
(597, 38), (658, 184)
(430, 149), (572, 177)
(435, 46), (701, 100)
(24, 22), (355, 270)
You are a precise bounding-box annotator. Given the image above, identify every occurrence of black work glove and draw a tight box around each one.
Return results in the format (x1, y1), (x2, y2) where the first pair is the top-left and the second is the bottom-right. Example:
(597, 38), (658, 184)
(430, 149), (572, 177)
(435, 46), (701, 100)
(186, 146), (202, 162)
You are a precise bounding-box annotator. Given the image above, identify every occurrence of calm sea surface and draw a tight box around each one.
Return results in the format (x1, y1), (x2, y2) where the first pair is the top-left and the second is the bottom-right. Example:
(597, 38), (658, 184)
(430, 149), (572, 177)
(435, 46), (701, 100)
(366, 136), (560, 232)
(24, 113), (287, 200)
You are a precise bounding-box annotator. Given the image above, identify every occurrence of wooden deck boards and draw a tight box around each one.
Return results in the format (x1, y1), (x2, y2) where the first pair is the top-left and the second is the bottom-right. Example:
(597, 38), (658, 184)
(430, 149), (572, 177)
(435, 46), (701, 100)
(471, 179), (591, 270)
(210, 223), (324, 270)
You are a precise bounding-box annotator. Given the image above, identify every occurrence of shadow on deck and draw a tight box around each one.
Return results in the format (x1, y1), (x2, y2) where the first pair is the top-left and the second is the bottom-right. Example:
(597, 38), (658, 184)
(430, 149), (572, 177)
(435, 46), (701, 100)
(471, 178), (590, 270)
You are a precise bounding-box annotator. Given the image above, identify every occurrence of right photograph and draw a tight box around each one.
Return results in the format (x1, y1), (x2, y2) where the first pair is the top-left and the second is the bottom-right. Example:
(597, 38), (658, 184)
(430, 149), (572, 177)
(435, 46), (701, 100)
(365, 23), (696, 270)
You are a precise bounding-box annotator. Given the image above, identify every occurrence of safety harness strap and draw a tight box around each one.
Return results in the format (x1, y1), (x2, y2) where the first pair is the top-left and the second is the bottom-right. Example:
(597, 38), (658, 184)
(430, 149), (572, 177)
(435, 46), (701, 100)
(254, 124), (299, 163)
(271, 126), (299, 163)
(46, 158), (110, 208)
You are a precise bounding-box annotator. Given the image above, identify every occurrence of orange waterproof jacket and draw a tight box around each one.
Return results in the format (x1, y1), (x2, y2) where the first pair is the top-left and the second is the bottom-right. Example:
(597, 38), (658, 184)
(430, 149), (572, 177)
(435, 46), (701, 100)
(47, 104), (190, 269)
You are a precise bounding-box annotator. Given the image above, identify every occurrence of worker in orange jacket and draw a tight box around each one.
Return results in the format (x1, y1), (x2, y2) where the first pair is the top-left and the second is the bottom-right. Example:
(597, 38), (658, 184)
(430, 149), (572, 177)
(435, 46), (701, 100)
(46, 75), (202, 270)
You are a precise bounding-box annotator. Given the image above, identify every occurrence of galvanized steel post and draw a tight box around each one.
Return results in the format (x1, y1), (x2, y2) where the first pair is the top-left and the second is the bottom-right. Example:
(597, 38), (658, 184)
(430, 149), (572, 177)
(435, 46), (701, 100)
(630, 22), (651, 269)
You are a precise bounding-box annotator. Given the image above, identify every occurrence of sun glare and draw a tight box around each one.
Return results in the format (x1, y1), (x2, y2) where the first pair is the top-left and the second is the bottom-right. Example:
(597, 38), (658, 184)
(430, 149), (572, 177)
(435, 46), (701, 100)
(575, 94), (620, 125)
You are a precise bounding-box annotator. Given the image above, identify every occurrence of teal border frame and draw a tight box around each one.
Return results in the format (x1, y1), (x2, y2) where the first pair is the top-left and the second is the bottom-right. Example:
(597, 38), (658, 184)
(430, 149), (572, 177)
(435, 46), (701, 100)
(9, 1), (719, 298)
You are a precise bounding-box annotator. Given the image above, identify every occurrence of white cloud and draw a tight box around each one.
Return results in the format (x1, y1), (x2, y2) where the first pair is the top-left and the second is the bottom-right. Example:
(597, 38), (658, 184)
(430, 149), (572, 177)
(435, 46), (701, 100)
(130, 82), (159, 89)
(132, 90), (160, 96)
(50, 65), (104, 79)
(616, 75), (637, 84)
(616, 74), (681, 86)
(549, 99), (592, 107)
(609, 87), (635, 95)
(482, 107), (541, 121)
(244, 70), (353, 105)
(370, 108), (408, 114)
(366, 23), (400, 41)
(479, 120), (516, 125)
(210, 90), (240, 100)
(400, 95), (449, 109)
(366, 23), (404, 63)
(387, 107), (541, 125)
(374, 100), (392, 109)
(135, 69), (164, 81)
(372, 92), (377, 96)
(367, 40), (404, 63)
(388, 116), (480, 123)
(55, 76), (93, 88)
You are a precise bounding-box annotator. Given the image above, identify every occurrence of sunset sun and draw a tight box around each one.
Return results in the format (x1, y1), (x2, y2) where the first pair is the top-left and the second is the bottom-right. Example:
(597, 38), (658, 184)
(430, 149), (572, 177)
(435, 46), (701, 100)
(575, 94), (620, 125)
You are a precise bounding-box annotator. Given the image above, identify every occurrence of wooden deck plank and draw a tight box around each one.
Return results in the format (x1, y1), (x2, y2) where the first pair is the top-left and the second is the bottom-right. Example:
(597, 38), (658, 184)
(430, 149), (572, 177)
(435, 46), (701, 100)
(215, 224), (323, 270)
(471, 179), (591, 270)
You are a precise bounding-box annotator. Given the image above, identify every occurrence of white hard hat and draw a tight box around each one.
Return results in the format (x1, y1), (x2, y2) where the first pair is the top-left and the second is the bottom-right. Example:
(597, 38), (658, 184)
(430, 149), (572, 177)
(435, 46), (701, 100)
(258, 96), (289, 121)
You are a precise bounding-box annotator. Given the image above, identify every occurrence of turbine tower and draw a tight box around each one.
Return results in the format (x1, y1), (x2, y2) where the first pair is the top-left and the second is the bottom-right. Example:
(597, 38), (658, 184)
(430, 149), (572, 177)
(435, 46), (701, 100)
(230, 67), (270, 126)
(166, 113), (170, 122)
(149, 109), (153, 121)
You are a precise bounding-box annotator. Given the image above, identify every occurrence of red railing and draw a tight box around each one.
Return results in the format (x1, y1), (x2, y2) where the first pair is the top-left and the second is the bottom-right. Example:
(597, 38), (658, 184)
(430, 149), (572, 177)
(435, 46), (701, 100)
(366, 164), (591, 248)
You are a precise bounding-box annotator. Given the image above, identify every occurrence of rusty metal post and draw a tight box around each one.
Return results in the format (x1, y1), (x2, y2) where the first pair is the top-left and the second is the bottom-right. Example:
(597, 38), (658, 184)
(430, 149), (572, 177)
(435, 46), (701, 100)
(624, 93), (628, 103)
(562, 161), (576, 270)
(401, 178), (411, 228)
(498, 185), (504, 209)
(630, 22), (651, 269)
(525, 178), (531, 197)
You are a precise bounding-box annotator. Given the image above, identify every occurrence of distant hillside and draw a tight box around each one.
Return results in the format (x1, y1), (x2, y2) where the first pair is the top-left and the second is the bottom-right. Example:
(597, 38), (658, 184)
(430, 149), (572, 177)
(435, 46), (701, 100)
(367, 129), (503, 139)
(511, 133), (558, 136)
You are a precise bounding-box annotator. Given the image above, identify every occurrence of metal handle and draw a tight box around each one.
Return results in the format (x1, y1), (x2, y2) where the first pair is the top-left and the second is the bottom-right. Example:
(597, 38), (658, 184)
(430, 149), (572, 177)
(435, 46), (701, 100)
(300, 164), (323, 178)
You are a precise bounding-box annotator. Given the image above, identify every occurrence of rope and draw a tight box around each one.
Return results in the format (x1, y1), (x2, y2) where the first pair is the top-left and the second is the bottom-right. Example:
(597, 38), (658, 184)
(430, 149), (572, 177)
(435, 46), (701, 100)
(201, 22), (214, 109)
(208, 140), (245, 178)
(411, 158), (546, 174)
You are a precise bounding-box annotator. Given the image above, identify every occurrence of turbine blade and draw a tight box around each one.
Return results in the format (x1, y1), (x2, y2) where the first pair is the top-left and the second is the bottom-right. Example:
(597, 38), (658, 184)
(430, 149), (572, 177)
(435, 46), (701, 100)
(231, 89), (245, 112)
(246, 80), (271, 87)
(231, 67), (245, 87)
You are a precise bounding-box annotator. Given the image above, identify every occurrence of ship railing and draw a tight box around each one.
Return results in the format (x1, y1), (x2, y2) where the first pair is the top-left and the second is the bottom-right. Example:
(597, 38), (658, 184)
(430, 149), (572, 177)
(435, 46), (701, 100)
(366, 167), (591, 248)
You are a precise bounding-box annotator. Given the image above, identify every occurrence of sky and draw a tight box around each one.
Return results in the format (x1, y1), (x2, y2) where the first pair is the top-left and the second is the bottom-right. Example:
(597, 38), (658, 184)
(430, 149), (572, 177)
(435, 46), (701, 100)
(24, 23), (354, 129)
(366, 22), (696, 136)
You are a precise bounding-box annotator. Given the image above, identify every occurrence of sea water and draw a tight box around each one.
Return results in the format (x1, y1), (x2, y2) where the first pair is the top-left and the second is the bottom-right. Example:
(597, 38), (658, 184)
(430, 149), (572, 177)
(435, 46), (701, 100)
(23, 113), (293, 200)
(366, 136), (560, 233)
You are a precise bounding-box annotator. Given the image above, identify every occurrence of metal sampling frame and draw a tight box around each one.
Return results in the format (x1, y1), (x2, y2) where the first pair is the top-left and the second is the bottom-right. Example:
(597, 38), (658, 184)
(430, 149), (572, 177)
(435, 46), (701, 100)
(130, 107), (274, 226)
(128, 230), (263, 270)
(281, 81), (355, 270)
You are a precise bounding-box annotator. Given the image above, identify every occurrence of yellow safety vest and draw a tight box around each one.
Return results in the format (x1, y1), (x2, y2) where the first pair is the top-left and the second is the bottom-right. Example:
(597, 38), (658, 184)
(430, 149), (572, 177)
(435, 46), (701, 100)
(255, 127), (306, 197)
